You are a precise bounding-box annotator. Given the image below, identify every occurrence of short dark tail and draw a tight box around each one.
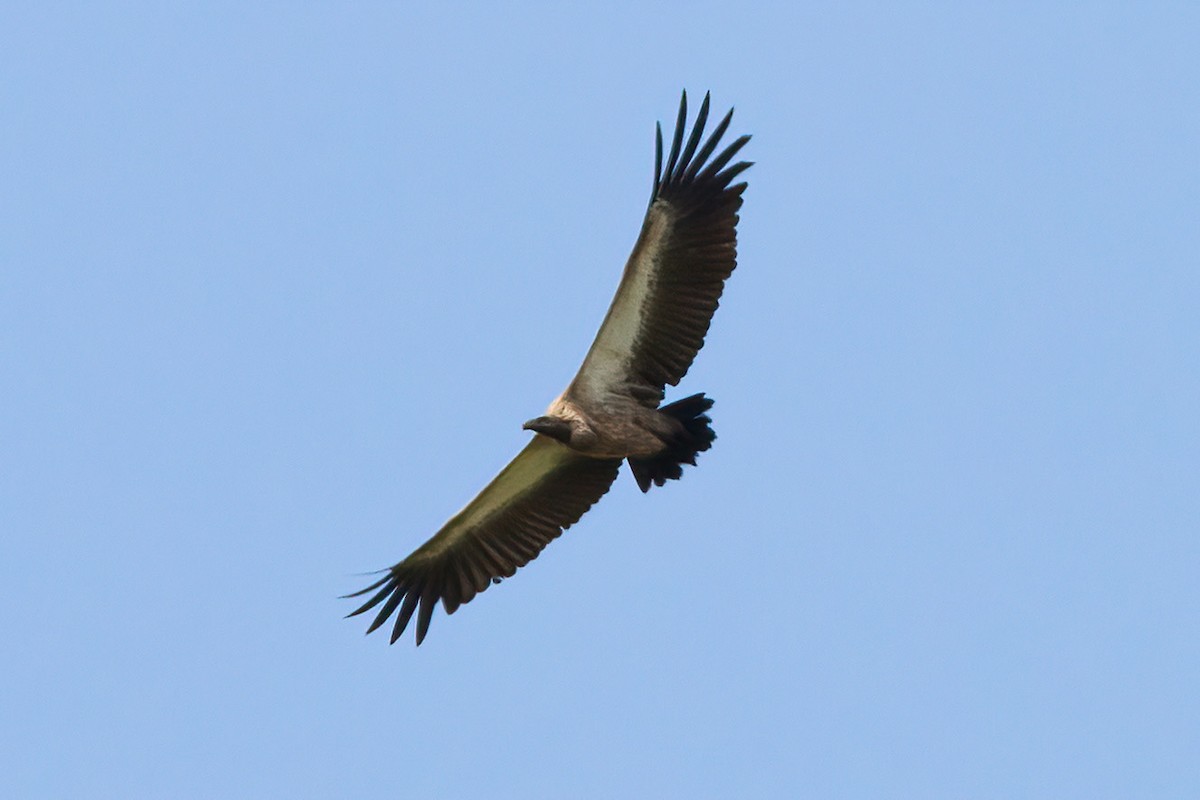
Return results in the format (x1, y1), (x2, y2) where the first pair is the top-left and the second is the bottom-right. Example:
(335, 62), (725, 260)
(628, 393), (716, 493)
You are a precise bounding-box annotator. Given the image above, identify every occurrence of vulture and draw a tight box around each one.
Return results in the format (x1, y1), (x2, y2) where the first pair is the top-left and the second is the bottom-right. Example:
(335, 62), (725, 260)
(346, 90), (751, 645)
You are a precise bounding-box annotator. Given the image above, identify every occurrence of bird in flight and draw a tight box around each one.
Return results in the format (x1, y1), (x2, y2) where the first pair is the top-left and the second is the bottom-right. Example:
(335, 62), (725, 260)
(346, 91), (751, 645)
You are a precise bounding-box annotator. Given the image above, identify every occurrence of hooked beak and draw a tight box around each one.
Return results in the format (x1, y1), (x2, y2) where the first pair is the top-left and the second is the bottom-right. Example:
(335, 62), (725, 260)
(523, 416), (571, 443)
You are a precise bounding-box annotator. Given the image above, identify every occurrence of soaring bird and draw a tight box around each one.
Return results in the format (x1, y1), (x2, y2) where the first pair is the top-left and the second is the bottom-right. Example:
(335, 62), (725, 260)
(346, 91), (751, 645)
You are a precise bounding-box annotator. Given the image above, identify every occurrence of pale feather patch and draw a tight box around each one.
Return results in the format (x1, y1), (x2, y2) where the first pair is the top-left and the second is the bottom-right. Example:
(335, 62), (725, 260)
(423, 437), (575, 557)
(572, 203), (673, 400)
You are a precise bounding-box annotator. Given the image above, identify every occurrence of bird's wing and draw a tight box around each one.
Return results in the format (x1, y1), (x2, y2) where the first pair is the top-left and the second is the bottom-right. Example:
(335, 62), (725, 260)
(569, 91), (751, 407)
(345, 435), (622, 645)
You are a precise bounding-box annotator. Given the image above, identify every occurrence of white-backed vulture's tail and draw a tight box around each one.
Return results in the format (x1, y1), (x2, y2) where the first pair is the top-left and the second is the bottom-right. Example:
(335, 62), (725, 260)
(628, 393), (716, 493)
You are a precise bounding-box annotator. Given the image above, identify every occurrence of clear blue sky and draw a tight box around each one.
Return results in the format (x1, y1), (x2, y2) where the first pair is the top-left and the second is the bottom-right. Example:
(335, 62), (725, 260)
(3, 3), (1197, 798)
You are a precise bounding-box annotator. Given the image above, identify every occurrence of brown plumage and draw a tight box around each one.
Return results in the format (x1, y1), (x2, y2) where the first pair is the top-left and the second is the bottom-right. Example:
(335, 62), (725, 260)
(345, 91), (750, 645)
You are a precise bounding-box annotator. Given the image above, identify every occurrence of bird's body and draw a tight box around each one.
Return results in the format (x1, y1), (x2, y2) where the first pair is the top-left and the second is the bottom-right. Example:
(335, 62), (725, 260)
(536, 391), (676, 458)
(346, 91), (751, 644)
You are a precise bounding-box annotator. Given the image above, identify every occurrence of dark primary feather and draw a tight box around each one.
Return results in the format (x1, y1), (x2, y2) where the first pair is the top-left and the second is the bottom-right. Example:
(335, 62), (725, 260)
(345, 437), (621, 645)
(640, 91), (750, 390)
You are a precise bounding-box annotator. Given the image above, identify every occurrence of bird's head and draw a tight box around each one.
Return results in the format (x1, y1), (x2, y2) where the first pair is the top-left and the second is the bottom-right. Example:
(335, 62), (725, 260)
(522, 415), (573, 444)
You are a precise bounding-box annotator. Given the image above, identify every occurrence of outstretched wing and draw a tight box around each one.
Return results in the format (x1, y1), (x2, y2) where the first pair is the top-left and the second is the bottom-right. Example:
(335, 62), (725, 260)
(569, 91), (751, 407)
(345, 436), (621, 645)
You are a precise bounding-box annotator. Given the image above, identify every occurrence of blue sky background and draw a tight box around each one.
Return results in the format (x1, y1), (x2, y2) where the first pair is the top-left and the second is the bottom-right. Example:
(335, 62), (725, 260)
(3, 3), (1198, 798)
